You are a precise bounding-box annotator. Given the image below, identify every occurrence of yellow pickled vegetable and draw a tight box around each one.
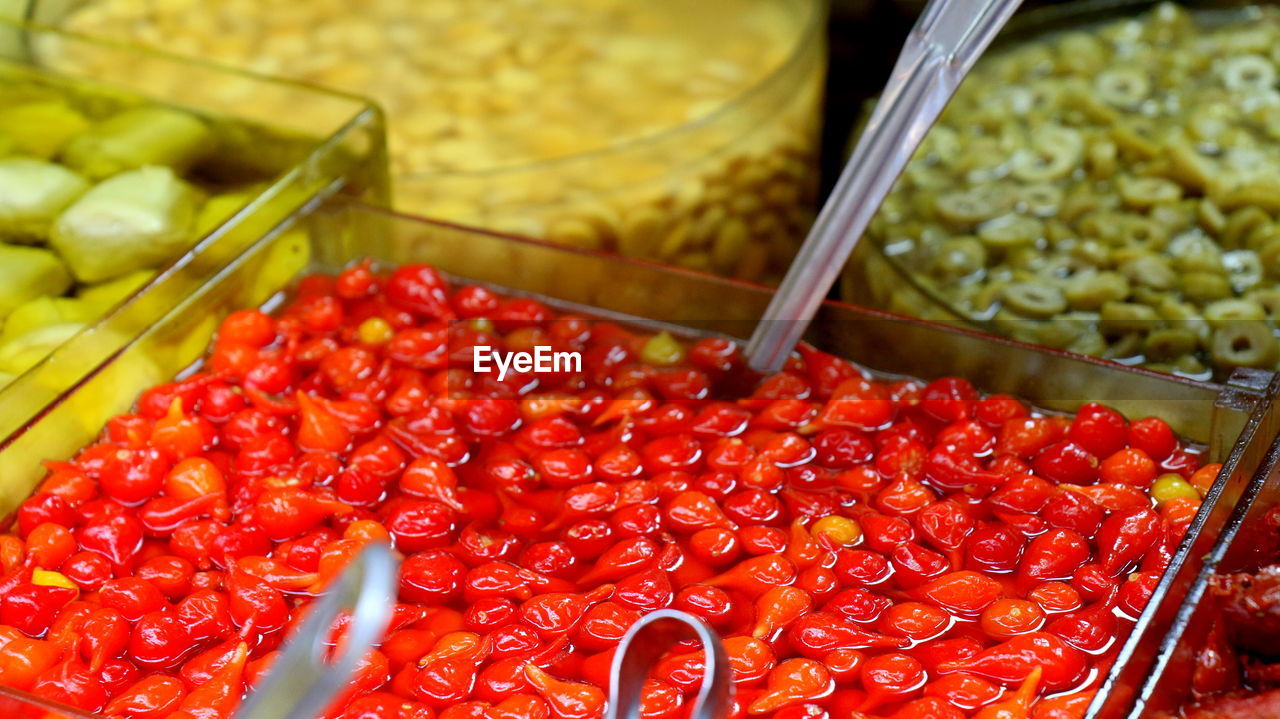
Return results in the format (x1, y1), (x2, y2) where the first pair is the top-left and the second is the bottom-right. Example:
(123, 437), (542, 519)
(76, 269), (156, 312)
(812, 516), (862, 547)
(0, 244), (72, 319)
(1, 296), (94, 344)
(1150, 473), (1200, 505)
(640, 331), (686, 366)
(0, 157), (89, 240)
(60, 106), (214, 179)
(195, 190), (257, 236)
(0, 322), (86, 375)
(0, 101), (91, 159)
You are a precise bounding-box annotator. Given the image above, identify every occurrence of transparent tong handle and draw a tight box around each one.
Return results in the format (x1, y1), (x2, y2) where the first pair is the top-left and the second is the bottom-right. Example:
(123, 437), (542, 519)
(744, 0), (1024, 373)
(233, 543), (398, 719)
(607, 610), (731, 719)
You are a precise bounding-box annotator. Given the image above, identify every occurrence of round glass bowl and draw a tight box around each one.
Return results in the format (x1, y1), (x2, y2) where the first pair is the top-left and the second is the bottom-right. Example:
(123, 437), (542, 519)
(843, 0), (1280, 381)
(38, 0), (827, 283)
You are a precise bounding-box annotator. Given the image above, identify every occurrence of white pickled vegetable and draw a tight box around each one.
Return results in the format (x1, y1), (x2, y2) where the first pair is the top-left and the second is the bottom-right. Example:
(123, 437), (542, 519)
(50, 166), (197, 283)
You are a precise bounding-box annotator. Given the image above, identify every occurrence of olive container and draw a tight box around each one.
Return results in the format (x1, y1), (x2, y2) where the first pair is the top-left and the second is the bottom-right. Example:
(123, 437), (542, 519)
(20, 0), (827, 284)
(1, 197), (1279, 717)
(842, 0), (1280, 383)
(0, 13), (388, 483)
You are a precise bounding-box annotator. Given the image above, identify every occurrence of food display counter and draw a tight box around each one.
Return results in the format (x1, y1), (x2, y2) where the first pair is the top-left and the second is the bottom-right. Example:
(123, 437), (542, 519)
(0, 2), (1278, 719)
(0, 198), (1274, 718)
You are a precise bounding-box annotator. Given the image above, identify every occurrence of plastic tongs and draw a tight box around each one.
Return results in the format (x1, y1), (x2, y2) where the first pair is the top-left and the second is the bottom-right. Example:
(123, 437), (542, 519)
(233, 543), (399, 719)
(744, 0), (1025, 374)
(607, 610), (731, 719)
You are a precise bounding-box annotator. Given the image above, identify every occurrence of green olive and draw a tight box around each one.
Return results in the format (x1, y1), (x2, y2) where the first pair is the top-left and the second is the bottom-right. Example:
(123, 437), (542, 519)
(1168, 234), (1224, 274)
(1203, 298), (1267, 326)
(1001, 282), (1068, 318)
(1010, 125), (1084, 183)
(1114, 216), (1170, 251)
(1119, 254), (1177, 290)
(1064, 270), (1130, 310)
(1056, 32), (1109, 76)
(1211, 321), (1279, 369)
(1249, 288), (1280, 316)
(1118, 175), (1182, 209)
(1096, 67), (1151, 110)
(853, 4), (1280, 378)
(1257, 238), (1280, 278)
(1100, 301), (1161, 333)
(1086, 137), (1119, 179)
(934, 187), (1012, 226)
(1219, 54), (1277, 94)
(928, 237), (988, 279)
(1197, 199), (1228, 237)
(1067, 330), (1108, 357)
(1144, 327), (1200, 361)
(977, 214), (1044, 250)
(1018, 183), (1064, 217)
(1181, 271), (1234, 302)
(1033, 312), (1098, 349)
(1103, 331), (1147, 359)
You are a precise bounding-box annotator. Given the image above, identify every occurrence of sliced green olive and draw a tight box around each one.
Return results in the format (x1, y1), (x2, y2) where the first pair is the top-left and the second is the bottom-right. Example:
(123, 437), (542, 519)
(977, 214), (1044, 250)
(1095, 66), (1151, 110)
(1248, 288), (1280, 316)
(1017, 183), (1064, 217)
(1001, 281), (1068, 318)
(1220, 54), (1277, 94)
(1103, 331), (1147, 359)
(1118, 176), (1183, 209)
(1100, 300), (1161, 333)
(1119, 254), (1177, 290)
(1009, 125), (1083, 183)
(1168, 233), (1224, 273)
(1181, 271), (1234, 303)
(934, 186), (1013, 225)
(1144, 327), (1200, 361)
(1064, 270), (1130, 310)
(928, 238), (987, 279)
(1203, 298), (1267, 326)
(1211, 321), (1279, 369)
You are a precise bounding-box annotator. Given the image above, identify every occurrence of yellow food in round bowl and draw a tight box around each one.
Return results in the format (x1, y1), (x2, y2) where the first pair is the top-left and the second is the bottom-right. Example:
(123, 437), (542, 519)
(48, 0), (827, 282)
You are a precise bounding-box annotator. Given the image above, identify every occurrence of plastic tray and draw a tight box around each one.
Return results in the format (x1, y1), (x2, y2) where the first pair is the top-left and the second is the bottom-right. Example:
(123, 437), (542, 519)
(0, 13), (388, 500)
(0, 198), (1278, 717)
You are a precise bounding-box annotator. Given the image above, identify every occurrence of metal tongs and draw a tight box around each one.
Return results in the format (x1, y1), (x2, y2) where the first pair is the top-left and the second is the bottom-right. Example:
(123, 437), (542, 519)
(745, 0), (1024, 373)
(234, 543), (399, 719)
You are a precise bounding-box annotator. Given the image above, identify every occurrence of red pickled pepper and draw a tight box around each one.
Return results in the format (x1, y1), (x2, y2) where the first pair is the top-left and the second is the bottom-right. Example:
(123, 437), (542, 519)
(0, 262), (1210, 718)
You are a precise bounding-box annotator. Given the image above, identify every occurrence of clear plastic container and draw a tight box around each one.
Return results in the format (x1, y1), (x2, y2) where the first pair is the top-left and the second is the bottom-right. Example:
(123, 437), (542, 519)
(0, 197), (1276, 717)
(0, 13), (388, 491)
(26, 0), (827, 283)
(842, 0), (1280, 381)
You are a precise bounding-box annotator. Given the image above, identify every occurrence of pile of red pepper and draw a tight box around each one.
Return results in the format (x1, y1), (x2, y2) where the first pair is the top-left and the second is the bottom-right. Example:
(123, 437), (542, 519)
(0, 262), (1217, 719)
